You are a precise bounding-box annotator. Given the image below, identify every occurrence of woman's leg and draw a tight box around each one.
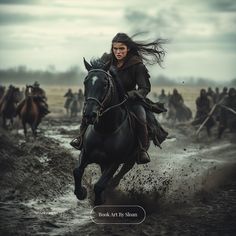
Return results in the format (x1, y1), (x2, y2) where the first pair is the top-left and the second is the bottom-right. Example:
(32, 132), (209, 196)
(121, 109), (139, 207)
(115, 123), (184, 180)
(131, 104), (150, 164)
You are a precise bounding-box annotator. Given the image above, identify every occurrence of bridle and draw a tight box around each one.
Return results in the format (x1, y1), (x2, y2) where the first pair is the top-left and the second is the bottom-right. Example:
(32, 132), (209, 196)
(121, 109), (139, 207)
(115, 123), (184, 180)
(84, 69), (127, 117)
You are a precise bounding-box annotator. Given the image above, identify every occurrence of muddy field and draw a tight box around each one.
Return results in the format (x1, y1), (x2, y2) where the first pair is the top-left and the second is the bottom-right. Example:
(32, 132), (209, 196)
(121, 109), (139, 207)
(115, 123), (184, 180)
(0, 86), (236, 236)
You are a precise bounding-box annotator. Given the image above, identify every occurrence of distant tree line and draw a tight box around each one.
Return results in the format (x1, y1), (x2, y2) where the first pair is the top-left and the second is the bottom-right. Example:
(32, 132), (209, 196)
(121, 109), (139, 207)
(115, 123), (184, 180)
(152, 75), (236, 87)
(0, 65), (235, 87)
(0, 65), (85, 86)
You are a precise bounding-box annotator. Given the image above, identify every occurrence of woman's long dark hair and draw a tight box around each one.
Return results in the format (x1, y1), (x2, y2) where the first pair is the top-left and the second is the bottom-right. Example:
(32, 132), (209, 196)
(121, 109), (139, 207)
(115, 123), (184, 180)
(111, 32), (167, 67)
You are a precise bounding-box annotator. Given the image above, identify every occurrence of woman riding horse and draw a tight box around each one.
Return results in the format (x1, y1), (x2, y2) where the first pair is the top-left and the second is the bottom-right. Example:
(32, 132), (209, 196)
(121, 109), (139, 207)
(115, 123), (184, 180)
(71, 32), (167, 164)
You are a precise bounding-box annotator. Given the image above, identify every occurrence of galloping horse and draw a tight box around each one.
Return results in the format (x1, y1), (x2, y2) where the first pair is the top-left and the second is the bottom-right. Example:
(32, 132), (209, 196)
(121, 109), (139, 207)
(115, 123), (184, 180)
(17, 85), (41, 138)
(0, 86), (21, 128)
(73, 59), (139, 205)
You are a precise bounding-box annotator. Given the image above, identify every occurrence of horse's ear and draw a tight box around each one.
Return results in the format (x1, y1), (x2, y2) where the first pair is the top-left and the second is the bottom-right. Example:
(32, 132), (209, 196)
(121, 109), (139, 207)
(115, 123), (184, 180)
(103, 61), (111, 72)
(83, 57), (92, 71)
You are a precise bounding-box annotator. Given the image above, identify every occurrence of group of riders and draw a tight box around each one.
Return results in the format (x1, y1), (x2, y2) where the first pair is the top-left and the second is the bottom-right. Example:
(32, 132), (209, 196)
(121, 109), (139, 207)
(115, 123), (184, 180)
(0, 82), (235, 141)
(64, 88), (84, 117)
(0, 82), (50, 129)
(155, 88), (192, 122)
(156, 86), (236, 138)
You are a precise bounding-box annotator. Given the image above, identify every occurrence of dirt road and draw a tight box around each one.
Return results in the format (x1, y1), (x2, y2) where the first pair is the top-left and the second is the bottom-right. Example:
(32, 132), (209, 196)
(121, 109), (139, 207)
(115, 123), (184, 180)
(0, 118), (236, 236)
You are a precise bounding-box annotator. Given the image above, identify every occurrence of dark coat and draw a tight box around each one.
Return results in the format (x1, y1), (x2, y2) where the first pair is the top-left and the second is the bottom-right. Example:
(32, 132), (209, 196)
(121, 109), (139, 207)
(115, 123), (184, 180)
(101, 53), (168, 146)
(114, 55), (151, 98)
(101, 53), (150, 96)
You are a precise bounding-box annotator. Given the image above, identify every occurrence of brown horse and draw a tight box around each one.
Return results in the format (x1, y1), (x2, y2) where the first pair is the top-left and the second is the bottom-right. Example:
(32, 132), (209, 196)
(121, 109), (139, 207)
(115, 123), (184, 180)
(18, 85), (41, 138)
(0, 86), (21, 128)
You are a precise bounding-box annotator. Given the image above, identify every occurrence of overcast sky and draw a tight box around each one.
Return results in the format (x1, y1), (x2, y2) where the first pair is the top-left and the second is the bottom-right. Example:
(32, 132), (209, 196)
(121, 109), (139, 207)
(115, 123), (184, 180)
(0, 0), (235, 81)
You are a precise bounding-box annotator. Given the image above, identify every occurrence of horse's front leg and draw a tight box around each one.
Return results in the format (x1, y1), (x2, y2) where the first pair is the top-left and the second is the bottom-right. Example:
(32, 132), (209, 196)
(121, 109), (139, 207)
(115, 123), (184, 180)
(94, 163), (119, 205)
(2, 116), (7, 129)
(73, 150), (89, 200)
(10, 117), (14, 128)
(22, 121), (27, 138)
(32, 119), (40, 139)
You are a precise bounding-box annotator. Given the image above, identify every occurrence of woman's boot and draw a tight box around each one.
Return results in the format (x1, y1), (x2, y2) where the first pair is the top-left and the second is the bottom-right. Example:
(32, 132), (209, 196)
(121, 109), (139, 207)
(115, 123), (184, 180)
(136, 123), (150, 164)
(70, 119), (88, 150)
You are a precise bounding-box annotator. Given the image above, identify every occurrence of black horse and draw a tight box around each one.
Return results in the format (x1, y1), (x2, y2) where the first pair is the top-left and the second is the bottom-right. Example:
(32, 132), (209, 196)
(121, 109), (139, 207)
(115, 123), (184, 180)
(0, 86), (21, 128)
(73, 59), (141, 205)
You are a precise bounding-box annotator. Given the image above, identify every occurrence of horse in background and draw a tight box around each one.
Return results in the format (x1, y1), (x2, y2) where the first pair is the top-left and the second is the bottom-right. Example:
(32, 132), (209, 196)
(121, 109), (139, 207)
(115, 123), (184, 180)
(69, 94), (84, 118)
(0, 86), (21, 128)
(69, 94), (79, 118)
(17, 85), (42, 138)
(0, 85), (5, 100)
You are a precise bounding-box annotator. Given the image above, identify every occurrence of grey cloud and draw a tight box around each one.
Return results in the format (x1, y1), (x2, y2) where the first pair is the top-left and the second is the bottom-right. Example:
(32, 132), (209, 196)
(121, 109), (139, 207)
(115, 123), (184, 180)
(0, 12), (76, 25)
(205, 0), (236, 12)
(124, 7), (236, 54)
(0, 0), (40, 4)
(124, 8), (183, 36)
(0, 12), (35, 25)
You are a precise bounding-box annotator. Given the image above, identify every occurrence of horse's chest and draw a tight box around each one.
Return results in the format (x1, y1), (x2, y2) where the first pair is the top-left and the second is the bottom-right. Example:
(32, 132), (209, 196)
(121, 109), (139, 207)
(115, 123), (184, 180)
(85, 124), (134, 156)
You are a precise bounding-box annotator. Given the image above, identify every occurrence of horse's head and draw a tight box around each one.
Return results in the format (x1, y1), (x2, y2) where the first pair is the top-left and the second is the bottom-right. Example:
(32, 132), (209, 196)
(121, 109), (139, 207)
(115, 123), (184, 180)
(13, 87), (22, 103)
(25, 85), (34, 97)
(83, 58), (112, 125)
(5, 86), (21, 103)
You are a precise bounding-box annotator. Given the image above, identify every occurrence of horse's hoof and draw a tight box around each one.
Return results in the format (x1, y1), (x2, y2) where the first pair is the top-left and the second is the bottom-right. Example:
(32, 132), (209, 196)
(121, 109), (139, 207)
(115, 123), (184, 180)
(74, 186), (87, 200)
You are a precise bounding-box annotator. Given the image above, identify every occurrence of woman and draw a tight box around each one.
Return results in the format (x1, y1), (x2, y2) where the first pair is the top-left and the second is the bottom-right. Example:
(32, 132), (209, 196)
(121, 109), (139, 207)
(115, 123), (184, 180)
(70, 32), (166, 164)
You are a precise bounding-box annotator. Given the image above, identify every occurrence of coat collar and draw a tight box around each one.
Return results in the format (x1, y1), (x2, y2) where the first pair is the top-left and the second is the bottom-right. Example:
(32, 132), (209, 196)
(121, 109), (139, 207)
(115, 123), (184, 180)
(113, 55), (142, 70)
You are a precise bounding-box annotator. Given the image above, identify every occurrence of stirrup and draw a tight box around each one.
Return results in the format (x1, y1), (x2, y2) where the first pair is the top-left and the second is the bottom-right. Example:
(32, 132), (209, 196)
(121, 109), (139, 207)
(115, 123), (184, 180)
(70, 137), (83, 150)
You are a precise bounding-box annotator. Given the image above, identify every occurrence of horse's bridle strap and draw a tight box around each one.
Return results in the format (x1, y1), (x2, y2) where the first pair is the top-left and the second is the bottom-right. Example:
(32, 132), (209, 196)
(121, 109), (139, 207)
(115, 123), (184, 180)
(84, 69), (113, 109)
(88, 69), (112, 78)
(86, 97), (104, 108)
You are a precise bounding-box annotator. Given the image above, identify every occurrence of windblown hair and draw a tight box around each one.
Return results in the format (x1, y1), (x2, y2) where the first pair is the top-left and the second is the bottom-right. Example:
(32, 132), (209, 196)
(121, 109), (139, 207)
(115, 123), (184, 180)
(111, 32), (167, 66)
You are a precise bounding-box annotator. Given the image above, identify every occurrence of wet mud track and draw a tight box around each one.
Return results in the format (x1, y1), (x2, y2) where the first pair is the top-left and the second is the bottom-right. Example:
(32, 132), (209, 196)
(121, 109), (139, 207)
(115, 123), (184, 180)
(0, 118), (236, 235)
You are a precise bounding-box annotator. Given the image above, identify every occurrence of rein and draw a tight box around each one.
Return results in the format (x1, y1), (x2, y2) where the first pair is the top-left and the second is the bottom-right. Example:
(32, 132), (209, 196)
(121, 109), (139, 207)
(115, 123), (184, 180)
(99, 95), (128, 116)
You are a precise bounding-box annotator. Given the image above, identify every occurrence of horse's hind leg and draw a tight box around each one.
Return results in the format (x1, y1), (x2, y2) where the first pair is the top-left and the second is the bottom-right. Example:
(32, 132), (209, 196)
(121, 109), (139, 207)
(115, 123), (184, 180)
(10, 117), (14, 129)
(109, 161), (135, 189)
(32, 119), (40, 138)
(94, 163), (119, 205)
(2, 116), (7, 129)
(22, 121), (27, 138)
(73, 151), (89, 200)
(31, 123), (36, 139)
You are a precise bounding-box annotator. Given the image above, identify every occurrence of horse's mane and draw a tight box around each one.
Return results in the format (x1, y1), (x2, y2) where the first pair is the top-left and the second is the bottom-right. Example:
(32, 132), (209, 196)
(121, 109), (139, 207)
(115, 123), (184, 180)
(90, 58), (106, 69)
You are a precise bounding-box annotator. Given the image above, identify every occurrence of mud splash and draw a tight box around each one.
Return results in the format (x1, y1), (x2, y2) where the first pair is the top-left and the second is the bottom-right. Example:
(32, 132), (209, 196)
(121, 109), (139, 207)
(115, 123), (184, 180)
(0, 120), (236, 235)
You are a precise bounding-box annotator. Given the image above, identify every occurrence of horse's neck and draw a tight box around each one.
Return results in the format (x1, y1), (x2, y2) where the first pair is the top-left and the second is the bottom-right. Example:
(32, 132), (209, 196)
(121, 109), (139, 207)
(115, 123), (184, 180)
(94, 95), (125, 134)
(25, 96), (34, 109)
(95, 107), (125, 134)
